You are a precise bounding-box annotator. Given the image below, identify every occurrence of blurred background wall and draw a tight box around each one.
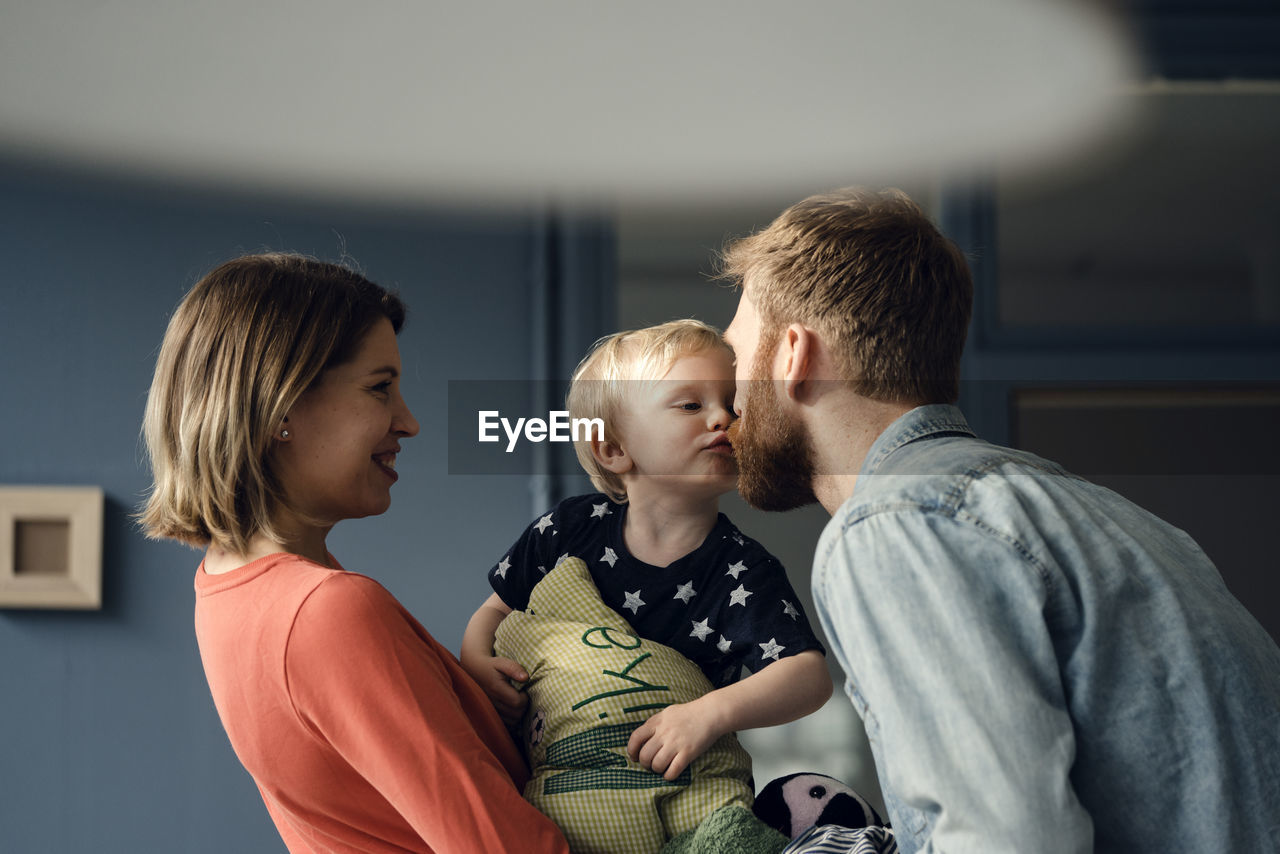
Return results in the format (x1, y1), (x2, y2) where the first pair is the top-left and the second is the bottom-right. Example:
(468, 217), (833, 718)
(1, 1), (1277, 851)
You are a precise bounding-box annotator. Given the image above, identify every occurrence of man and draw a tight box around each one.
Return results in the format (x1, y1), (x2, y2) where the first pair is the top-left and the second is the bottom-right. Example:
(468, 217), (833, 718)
(720, 188), (1280, 853)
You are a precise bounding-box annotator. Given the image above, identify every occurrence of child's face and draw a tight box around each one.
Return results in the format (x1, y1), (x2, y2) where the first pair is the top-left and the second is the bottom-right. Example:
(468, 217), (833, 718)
(614, 347), (739, 495)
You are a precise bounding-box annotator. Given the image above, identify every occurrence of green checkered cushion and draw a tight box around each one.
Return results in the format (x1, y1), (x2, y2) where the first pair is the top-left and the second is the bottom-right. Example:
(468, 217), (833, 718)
(494, 556), (754, 854)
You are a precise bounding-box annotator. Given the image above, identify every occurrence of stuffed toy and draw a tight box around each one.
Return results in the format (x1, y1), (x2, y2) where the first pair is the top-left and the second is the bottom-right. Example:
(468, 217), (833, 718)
(494, 556), (760, 854)
(659, 804), (787, 854)
(752, 773), (887, 840)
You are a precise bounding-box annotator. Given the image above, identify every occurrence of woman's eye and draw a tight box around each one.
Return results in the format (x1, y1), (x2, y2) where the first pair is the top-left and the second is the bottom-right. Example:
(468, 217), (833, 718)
(371, 381), (392, 396)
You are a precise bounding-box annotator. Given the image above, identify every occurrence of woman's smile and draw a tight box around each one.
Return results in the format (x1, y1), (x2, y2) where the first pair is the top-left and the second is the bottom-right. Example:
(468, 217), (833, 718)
(373, 449), (400, 481)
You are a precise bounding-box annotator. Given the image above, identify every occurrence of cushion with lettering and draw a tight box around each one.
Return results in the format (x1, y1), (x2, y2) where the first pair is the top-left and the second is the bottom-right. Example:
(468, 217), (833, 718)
(494, 556), (754, 854)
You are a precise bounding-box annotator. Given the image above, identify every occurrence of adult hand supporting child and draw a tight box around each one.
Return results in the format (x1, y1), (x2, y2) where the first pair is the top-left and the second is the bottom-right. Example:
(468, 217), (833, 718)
(629, 649), (830, 781)
(461, 592), (529, 726)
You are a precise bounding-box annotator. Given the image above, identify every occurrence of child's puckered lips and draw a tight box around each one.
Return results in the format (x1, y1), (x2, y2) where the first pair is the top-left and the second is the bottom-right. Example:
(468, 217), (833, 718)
(704, 431), (734, 455)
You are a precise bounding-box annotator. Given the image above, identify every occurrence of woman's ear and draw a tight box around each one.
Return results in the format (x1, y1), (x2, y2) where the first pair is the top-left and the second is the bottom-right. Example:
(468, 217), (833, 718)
(592, 436), (633, 475)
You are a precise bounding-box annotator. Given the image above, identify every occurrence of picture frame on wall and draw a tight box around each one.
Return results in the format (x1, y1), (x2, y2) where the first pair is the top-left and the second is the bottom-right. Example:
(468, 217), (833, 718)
(0, 485), (103, 610)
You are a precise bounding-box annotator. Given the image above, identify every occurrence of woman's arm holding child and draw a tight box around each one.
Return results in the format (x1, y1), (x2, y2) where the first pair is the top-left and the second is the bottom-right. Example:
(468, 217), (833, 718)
(627, 649), (832, 780)
(460, 593), (529, 725)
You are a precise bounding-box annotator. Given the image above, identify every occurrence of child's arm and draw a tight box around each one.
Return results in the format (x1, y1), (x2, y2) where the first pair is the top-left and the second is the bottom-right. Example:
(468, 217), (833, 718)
(460, 593), (529, 726)
(627, 648), (832, 780)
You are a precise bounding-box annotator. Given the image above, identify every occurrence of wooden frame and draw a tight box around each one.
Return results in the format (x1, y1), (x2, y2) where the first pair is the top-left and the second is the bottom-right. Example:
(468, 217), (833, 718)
(0, 486), (103, 609)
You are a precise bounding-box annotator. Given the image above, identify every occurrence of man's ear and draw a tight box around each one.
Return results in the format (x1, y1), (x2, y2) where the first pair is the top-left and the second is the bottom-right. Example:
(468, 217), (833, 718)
(781, 323), (816, 402)
(591, 436), (633, 475)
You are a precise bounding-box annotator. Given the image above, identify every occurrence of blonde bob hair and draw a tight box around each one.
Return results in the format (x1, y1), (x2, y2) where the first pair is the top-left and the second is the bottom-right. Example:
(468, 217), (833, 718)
(567, 318), (730, 503)
(139, 253), (405, 554)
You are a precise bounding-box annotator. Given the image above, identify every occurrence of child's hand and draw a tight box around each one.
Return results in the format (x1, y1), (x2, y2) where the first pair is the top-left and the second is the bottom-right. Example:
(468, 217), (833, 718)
(461, 595), (524, 724)
(626, 700), (724, 781)
(467, 655), (530, 727)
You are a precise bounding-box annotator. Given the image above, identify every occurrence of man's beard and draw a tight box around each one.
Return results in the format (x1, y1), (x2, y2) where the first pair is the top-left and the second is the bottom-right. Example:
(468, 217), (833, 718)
(729, 347), (819, 512)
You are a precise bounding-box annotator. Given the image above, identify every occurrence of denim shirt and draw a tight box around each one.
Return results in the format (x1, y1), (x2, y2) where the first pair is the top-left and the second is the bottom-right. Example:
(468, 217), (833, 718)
(813, 405), (1280, 854)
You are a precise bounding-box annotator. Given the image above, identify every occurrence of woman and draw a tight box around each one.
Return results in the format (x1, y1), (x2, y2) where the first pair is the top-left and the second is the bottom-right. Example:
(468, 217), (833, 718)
(140, 254), (569, 853)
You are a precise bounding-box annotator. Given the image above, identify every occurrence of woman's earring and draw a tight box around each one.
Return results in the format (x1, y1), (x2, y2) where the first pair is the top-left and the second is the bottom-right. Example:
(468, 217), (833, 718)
(281, 429), (290, 439)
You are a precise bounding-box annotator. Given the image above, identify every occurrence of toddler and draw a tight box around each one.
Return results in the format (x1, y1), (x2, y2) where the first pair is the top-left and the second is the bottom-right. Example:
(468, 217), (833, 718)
(462, 319), (832, 781)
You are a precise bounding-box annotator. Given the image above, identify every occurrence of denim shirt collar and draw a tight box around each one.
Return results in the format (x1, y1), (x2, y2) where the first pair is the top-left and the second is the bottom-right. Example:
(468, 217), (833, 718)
(860, 404), (975, 478)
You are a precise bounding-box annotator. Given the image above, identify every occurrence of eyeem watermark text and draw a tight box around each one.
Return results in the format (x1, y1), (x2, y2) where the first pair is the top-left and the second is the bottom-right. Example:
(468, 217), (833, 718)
(478, 410), (604, 453)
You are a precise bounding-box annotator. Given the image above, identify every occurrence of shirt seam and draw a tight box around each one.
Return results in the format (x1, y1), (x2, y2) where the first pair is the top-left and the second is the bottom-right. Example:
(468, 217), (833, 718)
(282, 572), (353, 743)
(863, 409), (975, 475)
(825, 489), (1054, 593)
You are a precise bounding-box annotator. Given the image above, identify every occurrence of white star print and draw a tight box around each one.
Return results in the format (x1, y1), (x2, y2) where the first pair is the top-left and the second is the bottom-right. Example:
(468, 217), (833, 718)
(732, 532), (746, 546)
(591, 502), (612, 519)
(623, 590), (645, 614)
(690, 618), (714, 641)
(759, 638), (785, 661)
(728, 584), (752, 607)
(673, 581), (697, 604)
(601, 547), (618, 567)
(726, 560), (748, 579)
(534, 513), (554, 534)
(782, 600), (800, 620)
(494, 556), (511, 578)
(716, 635), (732, 654)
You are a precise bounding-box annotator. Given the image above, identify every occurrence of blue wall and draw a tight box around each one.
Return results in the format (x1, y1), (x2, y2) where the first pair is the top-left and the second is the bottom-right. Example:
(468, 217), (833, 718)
(0, 165), (611, 852)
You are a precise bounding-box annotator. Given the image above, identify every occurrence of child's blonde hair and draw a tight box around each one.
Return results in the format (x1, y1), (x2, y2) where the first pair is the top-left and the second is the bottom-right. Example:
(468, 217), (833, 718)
(567, 319), (731, 503)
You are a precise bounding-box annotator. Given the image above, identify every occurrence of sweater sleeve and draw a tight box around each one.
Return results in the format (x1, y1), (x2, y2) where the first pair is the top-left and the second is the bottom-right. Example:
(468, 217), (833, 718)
(285, 572), (569, 854)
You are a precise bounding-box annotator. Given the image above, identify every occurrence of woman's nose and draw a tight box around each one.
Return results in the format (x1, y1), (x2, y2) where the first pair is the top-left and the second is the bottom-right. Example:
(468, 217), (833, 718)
(395, 395), (420, 438)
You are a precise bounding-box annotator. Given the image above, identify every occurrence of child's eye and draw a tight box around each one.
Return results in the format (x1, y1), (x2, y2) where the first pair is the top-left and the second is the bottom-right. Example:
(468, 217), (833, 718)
(679, 401), (702, 412)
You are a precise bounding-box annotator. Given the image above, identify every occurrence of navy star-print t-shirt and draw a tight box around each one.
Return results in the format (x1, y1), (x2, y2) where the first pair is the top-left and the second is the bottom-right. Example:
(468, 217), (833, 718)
(489, 493), (824, 688)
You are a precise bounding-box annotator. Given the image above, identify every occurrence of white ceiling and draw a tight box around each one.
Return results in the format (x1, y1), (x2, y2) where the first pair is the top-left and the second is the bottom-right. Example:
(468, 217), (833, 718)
(0, 1), (1137, 208)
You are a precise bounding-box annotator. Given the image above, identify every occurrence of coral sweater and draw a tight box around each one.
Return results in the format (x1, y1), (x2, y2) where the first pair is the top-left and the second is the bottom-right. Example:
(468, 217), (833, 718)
(194, 553), (569, 853)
